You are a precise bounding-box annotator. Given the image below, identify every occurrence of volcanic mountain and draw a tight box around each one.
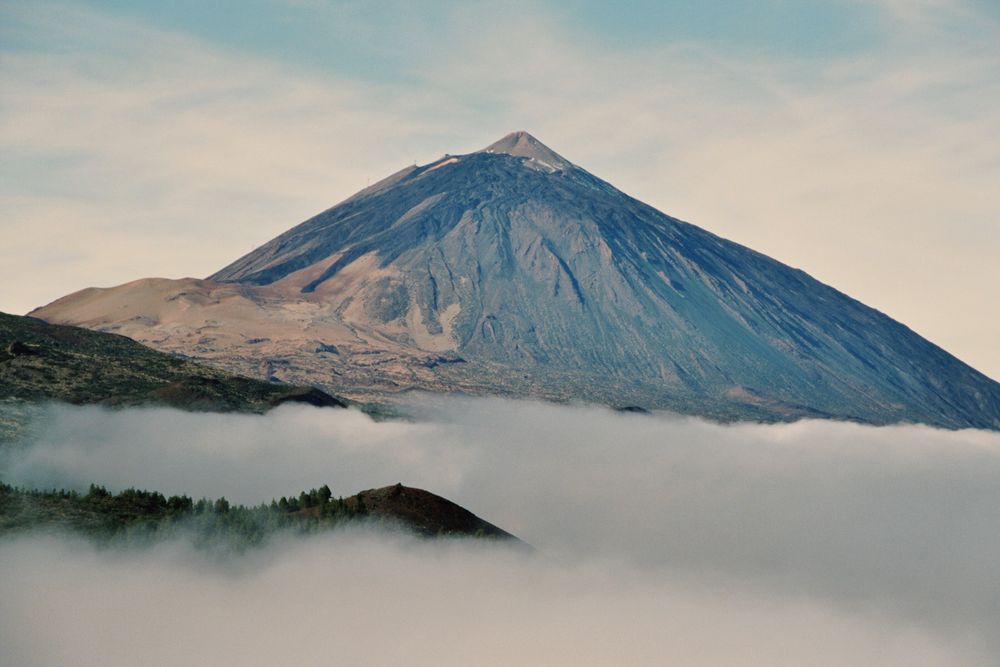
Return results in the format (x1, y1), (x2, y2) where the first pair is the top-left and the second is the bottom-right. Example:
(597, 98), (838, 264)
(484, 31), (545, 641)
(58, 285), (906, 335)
(32, 132), (1000, 428)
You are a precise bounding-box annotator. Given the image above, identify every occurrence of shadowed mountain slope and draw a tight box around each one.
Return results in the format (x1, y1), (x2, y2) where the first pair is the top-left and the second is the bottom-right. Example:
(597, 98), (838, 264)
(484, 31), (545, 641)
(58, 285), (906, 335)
(33, 132), (1000, 429)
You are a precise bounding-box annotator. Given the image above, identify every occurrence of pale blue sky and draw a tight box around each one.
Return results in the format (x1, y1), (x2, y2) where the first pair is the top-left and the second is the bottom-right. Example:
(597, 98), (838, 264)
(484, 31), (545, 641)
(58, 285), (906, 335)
(23, 0), (884, 67)
(7, 1), (990, 82)
(2, 0), (999, 377)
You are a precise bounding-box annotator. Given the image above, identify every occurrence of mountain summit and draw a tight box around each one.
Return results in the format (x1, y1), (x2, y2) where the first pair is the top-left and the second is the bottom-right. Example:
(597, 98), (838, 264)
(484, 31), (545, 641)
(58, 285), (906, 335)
(33, 132), (1000, 428)
(478, 130), (574, 171)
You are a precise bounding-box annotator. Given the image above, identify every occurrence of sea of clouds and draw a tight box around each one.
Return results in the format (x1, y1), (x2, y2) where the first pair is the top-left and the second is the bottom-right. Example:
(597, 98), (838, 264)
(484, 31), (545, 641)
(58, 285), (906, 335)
(2, 397), (999, 665)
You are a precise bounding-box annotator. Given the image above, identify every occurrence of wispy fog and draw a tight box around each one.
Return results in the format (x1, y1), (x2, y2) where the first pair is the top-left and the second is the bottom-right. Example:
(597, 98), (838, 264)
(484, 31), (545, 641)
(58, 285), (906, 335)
(3, 398), (999, 664)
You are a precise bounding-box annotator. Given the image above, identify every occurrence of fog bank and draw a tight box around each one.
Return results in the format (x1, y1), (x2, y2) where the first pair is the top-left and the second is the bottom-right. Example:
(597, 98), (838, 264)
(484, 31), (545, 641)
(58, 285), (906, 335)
(0, 532), (989, 667)
(2, 398), (999, 663)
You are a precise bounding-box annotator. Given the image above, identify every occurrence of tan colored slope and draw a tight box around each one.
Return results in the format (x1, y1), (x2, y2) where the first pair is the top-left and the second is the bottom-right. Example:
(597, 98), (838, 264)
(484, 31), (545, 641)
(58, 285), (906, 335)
(30, 259), (468, 400)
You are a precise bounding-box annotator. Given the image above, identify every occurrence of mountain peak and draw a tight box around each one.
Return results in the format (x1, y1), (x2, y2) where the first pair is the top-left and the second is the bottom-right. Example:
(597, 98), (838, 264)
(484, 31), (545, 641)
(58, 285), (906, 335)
(478, 130), (573, 171)
(31, 132), (1000, 430)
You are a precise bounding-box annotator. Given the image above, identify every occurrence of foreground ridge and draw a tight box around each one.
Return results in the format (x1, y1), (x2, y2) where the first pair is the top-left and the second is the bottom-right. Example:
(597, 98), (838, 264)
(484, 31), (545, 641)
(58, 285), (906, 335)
(0, 481), (524, 549)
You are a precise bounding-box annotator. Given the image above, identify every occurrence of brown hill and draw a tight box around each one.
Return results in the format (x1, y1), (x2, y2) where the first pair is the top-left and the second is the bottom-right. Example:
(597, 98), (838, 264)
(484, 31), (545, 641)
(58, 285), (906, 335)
(348, 483), (519, 540)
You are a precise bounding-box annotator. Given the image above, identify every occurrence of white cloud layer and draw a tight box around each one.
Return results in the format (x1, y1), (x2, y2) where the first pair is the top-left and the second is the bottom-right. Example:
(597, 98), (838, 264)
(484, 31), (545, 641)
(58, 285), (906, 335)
(1, 532), (987, 667)
(1, 1), (998, 377)
(2, 398), (999, 664)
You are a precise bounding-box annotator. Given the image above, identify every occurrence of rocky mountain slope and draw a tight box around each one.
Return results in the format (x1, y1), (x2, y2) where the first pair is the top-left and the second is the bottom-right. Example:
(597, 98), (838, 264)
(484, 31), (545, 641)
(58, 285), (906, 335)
(31, 132), (1000, 429)
(0, 311), (344, 413)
